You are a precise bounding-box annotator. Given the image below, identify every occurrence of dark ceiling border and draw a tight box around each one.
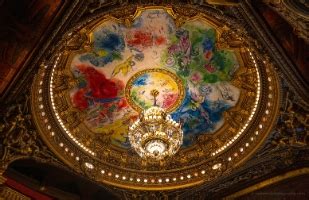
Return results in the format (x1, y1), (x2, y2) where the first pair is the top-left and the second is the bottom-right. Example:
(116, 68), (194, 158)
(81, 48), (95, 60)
(238, 0), (309, 103)
(0, 1), (307, 199)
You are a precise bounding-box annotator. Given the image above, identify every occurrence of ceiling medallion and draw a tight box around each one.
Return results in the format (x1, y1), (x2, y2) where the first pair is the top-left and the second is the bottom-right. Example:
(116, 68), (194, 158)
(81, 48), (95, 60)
(125, 68), (185, 113)
(128, 89), (183, 160)
(31, 5), (280, 190)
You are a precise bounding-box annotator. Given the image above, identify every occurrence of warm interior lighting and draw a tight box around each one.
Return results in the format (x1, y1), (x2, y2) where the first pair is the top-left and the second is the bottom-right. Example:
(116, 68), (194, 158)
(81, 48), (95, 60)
(128, 90), (183, 160)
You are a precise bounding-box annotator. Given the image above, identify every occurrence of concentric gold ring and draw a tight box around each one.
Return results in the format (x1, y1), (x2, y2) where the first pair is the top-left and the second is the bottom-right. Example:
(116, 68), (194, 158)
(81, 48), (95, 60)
(125, 68), (185, 113)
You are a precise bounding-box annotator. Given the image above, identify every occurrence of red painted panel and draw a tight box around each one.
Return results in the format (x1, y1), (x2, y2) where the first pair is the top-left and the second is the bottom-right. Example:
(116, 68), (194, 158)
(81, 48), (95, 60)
(5, 177), (53, 200)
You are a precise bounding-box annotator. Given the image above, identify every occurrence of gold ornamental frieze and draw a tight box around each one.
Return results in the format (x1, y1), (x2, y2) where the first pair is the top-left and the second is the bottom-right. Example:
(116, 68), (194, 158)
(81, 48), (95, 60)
(31, 5), (280, 190)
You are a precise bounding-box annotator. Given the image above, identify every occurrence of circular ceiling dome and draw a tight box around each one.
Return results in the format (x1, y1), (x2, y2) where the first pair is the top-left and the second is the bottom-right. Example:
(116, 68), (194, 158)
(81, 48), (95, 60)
(32, 6), (280, 190)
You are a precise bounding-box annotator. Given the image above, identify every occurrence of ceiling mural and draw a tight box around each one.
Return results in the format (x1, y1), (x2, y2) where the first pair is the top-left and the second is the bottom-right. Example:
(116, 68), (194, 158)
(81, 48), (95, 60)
(70, 9), (240, 148)
(31, 6), (280, 190)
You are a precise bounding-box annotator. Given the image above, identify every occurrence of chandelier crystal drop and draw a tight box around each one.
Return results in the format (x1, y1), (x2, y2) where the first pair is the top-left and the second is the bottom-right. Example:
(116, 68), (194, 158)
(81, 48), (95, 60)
(128, 90), (183, 160)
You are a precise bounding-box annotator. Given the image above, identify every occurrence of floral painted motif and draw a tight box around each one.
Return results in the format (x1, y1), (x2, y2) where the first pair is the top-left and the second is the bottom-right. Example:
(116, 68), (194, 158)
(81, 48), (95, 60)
(70, 9), (240, 148)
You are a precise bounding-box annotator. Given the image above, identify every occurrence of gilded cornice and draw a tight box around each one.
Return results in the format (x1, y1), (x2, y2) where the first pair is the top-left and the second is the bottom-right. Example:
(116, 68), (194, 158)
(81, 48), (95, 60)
(0, 90), (66, 171)
(0, 186), (30, 200)
(239, 0), (309, 103)
(30, 3), (282, 192)
(0, 0), (307, 199)
(263, 0), (308, 42)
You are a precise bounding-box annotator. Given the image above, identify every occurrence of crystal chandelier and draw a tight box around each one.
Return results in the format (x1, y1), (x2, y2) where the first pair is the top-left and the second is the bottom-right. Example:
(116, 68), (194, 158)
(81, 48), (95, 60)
(128, 90), (183, 160)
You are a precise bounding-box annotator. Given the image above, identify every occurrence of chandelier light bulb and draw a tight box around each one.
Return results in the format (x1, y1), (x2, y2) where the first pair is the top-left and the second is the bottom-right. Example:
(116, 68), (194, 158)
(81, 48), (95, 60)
(128, 90), (183, 160)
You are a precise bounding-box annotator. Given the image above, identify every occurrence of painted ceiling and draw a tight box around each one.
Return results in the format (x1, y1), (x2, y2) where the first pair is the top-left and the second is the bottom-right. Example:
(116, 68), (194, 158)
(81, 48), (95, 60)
(31, 6), (280, 190)
(70, 9), (240, 148)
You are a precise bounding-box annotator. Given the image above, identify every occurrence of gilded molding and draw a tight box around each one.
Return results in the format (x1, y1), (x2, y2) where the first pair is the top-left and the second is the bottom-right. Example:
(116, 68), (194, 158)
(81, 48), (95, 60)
(0, 0), (307, 198)
(239, 0), (309, 103)
(0, 91), (66, 171)
(263, 0), (309, 42)
(224, 168), (309, 199)
(174, 81), (309, 199)
(31, 4), (281, 191)
(0, 186), (30, 200)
